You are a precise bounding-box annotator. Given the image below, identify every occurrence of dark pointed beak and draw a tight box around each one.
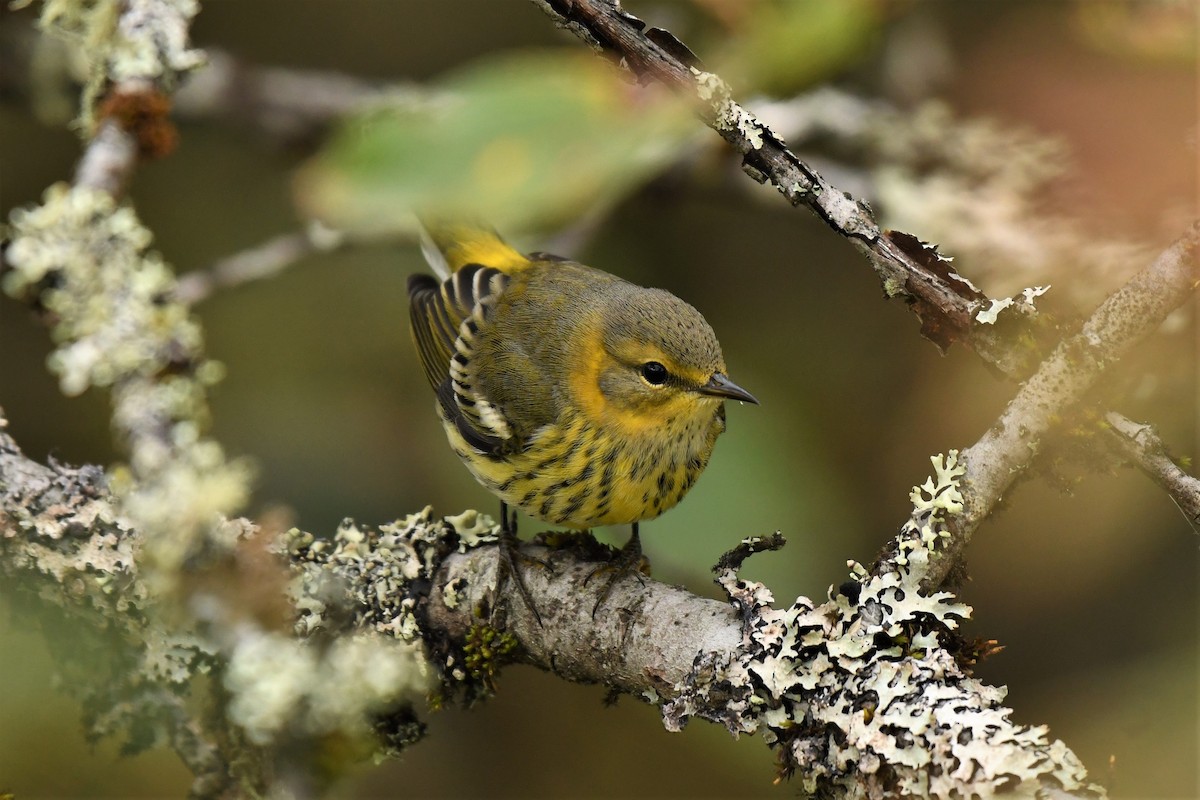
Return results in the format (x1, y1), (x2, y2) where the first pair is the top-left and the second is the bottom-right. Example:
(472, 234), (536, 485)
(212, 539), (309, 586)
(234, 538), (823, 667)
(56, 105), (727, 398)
(697, 373), (759, 405)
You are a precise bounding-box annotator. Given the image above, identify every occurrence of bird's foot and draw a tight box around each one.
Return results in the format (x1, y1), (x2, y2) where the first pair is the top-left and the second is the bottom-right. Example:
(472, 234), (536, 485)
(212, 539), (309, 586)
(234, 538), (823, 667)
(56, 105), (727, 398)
(583, 530), (650, 619)
(493, 510), (549, 627)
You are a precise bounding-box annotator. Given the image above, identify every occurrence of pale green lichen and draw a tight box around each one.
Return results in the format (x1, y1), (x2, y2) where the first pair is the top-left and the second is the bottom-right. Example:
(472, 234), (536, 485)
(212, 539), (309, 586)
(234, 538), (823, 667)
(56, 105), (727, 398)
(4, 184), (252, 586)
(442, 576), (468, 610)
(19, 0), (205, 129)
(975, 296), (1015, 325)
(1023, 285), (1051, 304)
(286, 508), (511, 708)
(444, 508), (499, 551)
(690, 66), (768, 150)
(224, 630), (432, 746)
(288, 507), (460, 643)
(5, 184), (196, 394)
(690, 67), (726, 104)
(0, 444), (222, 757)
(663, 527), (1100, 797)
(975, 285), (1051, 325)
(900, 450), (964, 557)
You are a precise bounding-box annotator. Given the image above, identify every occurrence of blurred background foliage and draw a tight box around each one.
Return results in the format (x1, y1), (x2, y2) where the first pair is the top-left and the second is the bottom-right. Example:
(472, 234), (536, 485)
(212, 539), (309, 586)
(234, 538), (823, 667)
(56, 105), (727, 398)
(0, 0), (1196, 797)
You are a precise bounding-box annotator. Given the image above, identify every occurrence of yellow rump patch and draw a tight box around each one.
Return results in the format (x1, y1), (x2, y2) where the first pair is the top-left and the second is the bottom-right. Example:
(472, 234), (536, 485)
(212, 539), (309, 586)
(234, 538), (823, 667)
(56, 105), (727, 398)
(425, 221), (530, 274)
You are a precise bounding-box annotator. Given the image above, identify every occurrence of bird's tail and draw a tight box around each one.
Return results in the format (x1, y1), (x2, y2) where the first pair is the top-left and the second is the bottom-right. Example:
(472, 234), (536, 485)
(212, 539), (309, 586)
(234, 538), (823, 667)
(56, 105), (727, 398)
(417, 217), (530, 280)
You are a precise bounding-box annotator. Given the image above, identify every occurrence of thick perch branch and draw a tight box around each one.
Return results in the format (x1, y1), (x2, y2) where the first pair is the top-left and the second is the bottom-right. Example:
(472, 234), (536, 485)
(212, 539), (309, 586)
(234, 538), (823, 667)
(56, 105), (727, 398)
(0, 421), (1103, 798)
(424, 543), (740, 694)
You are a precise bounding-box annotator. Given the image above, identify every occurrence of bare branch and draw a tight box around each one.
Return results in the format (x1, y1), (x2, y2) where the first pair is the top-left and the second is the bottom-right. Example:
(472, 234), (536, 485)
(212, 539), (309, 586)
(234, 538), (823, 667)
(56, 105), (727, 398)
(174, 223), (347, 305)
(1102, 411), (1200, 527)
(173, 49), (429, 143)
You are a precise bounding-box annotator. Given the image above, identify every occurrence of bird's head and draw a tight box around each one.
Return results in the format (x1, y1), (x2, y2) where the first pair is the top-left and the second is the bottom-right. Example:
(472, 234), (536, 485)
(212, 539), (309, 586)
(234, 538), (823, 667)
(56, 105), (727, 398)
(569, 286), (757, 433)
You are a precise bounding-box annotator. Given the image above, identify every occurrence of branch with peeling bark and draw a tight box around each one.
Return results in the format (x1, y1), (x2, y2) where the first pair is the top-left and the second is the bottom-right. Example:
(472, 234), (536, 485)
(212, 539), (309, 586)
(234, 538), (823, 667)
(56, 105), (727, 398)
(531, 0), (1199, 582)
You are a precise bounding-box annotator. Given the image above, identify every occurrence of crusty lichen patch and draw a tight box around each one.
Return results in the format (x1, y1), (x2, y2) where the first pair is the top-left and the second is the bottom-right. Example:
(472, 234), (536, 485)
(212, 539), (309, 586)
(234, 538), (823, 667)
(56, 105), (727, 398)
(0, 432), (219, 755)
(692, 67), (770, 151)
(20, 0), (205, 129)
(285, 506), (507, 705)
(4, 184), (252, 586)
(224, 629), (432, 746)
(663, 505), (1102, 797)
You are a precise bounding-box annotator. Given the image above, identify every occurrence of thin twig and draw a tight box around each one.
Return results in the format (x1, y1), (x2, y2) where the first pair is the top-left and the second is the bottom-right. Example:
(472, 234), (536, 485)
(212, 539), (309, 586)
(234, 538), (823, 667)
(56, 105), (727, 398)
(1102, 411), (1200, 528)
(73, 117), (140, 196)
(174, 49), (430, 142)
(175, 223), (346, 305)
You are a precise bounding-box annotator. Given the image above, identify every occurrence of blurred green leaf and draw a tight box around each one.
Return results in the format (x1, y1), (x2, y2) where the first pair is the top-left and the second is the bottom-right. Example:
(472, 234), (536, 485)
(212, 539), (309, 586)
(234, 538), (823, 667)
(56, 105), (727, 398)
(716, 0), (880, 95)
(296, 51), (696, 235)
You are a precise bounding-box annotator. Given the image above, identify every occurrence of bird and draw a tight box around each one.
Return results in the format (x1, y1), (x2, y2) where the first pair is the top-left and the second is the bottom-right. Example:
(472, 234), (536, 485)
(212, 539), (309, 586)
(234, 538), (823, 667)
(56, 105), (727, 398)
(407, 220), (757, 619)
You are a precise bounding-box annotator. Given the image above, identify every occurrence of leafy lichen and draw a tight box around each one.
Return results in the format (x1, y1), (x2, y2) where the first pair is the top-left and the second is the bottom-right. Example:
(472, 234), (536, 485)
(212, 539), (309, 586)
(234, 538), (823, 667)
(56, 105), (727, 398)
(904, 450), (965, 555)
(660, 498), (1101, 798)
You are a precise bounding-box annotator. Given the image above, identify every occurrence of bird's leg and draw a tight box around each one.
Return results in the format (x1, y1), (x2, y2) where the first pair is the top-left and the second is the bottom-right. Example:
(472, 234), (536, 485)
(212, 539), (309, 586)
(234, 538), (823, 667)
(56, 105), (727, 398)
(493, 501), (544, 626)
(585, 522), (649, 619)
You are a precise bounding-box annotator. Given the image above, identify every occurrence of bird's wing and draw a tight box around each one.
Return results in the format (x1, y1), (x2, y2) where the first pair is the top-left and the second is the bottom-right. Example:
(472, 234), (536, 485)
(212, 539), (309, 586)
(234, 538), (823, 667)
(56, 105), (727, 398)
(408, 222), (534, 453)
(407, 264), (510, 392)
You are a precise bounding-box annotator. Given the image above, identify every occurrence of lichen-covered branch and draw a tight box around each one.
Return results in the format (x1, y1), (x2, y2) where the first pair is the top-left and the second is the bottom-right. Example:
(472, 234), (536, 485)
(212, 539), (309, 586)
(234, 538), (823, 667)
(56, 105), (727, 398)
(0, 412), (433, 796)
(532, 0), (1024, 372)
(6, 0), (250, 588)
(0, 1), (1188, 796)
(0, 420), (1103, 799)
(2, 2), (430, 795)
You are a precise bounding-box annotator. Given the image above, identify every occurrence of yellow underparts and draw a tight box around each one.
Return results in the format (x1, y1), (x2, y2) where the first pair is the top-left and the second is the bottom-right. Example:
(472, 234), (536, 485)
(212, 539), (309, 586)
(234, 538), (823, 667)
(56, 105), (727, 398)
(441, 330), (722, 528)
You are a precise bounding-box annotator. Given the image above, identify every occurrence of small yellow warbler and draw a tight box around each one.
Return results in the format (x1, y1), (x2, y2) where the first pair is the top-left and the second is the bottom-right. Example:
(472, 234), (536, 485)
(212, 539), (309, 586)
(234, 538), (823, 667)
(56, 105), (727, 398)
(408, 221), (756, 612)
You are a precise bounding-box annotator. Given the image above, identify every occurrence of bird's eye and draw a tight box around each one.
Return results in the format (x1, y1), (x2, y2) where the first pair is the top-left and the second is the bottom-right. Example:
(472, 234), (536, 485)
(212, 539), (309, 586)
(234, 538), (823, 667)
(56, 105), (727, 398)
(640, 361), (669, 386)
